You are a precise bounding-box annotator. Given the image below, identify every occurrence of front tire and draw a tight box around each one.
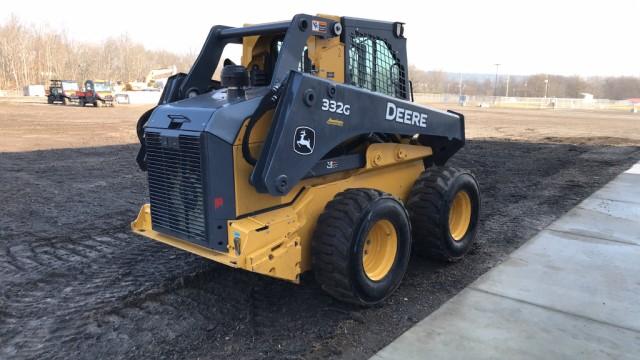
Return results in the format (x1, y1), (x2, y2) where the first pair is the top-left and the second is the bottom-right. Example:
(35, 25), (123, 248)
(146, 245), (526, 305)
(312, 188), (412, 306)
(406, 166), (480, 261)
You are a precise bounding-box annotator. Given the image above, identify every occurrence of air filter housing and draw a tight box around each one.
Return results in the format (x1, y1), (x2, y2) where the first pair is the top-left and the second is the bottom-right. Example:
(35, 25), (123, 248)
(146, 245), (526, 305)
(221, 65), (249, 99)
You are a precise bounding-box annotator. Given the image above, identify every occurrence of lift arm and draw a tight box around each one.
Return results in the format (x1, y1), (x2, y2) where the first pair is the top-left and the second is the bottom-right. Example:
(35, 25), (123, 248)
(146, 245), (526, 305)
(250, 71), (465, 195)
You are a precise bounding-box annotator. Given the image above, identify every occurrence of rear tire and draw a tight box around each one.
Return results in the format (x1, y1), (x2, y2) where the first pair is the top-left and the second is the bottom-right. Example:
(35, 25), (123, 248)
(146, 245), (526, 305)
(406, 166), (480, 261)
(312, 188), (412, 306)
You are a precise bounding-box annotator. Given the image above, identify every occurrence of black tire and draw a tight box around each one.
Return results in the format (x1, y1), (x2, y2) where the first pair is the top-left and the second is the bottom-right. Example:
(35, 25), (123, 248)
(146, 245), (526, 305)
(406, 166), (480, 261)
(47, 96), (54, 104)
(312, 188), (412, 306)
(79, 99), (85, 107)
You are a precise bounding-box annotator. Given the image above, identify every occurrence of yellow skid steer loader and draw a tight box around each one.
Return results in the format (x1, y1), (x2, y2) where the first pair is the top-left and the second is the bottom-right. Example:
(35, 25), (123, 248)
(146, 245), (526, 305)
(132, 14), (480, 305)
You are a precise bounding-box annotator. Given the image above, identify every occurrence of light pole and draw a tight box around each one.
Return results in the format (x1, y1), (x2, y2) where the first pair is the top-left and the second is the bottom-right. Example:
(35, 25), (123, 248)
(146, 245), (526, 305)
(505, 74), (510, 97)
(493, 64), (500, 99)
(458, 73), (466, 106)
(544, 77), (549, 98)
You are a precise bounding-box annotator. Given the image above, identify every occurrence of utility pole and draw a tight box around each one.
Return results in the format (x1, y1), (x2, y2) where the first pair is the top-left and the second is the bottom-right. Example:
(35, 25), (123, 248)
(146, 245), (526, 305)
(493, 64), (500, 99)
(505, 74), (510, 97)
(544, 76), (549, 98)
(458, 72), (463, 97)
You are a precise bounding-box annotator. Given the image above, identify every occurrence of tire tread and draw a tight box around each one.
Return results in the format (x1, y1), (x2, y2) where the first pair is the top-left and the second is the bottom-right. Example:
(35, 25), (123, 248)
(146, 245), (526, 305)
(312, 188), (384, 305)
(407, 166), (476, 261)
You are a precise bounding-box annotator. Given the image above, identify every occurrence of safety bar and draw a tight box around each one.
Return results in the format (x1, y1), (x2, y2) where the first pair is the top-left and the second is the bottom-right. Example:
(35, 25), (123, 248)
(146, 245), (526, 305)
(218, 21), (291, 40)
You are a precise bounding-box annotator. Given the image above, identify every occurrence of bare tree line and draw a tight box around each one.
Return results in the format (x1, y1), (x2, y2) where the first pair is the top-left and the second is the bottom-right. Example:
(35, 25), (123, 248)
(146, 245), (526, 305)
(0, 15), (194, 90)
(409, 67), (640, 100)
(2, 15), (638, 100)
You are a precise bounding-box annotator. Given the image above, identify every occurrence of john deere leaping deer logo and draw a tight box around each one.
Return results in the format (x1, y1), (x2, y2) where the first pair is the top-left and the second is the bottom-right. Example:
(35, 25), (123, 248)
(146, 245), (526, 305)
(293, 126), (315, 155)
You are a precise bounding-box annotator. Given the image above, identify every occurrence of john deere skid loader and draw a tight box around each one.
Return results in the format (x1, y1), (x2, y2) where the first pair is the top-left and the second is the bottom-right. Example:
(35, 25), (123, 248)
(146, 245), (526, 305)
(132, 14), (480, 305)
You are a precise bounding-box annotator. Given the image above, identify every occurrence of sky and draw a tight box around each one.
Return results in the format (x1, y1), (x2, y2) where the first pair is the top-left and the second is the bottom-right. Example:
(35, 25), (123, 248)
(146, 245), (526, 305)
(3, 0), (639, 77)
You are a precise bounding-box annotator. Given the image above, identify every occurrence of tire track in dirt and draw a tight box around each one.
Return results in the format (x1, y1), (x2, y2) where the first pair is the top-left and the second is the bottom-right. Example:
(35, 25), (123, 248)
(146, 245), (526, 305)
(0, 229), (215, 360)
(0, 233), (126, 281)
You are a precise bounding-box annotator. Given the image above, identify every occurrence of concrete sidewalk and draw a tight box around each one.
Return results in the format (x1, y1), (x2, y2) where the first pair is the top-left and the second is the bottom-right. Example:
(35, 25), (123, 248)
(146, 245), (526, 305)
(373, 162), (640, 360)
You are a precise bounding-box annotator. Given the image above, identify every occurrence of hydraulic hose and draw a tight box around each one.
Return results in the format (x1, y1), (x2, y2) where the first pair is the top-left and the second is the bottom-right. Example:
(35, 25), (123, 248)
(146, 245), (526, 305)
(242, 77), (288, 165)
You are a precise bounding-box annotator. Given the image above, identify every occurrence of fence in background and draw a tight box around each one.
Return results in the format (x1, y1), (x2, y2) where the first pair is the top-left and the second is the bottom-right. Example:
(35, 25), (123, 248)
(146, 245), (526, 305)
(414, 93), (637, 111)
(1, 89), (637, 111)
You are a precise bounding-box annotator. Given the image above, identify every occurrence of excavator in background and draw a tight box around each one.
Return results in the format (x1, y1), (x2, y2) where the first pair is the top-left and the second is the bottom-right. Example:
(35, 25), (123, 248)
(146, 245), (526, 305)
(126, 66), (178, 91)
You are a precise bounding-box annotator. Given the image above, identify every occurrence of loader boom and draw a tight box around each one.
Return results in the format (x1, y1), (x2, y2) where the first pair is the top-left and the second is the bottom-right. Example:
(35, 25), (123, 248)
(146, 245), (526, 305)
(251, 71), (464, 195)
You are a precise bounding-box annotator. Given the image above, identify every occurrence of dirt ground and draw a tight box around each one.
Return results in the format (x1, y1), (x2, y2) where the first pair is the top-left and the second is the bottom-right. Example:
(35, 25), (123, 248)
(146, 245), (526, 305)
(1, 102), (639, 359)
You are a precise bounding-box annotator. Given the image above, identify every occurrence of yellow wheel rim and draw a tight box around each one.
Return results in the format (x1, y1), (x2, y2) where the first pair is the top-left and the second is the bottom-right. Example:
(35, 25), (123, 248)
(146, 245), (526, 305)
(449, 190), (472, 241)
(363, 219), (398, 281)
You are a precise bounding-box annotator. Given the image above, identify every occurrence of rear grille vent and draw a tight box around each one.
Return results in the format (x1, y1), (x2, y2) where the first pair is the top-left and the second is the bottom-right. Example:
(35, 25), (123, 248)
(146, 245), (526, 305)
(145, 132), (206, 243)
